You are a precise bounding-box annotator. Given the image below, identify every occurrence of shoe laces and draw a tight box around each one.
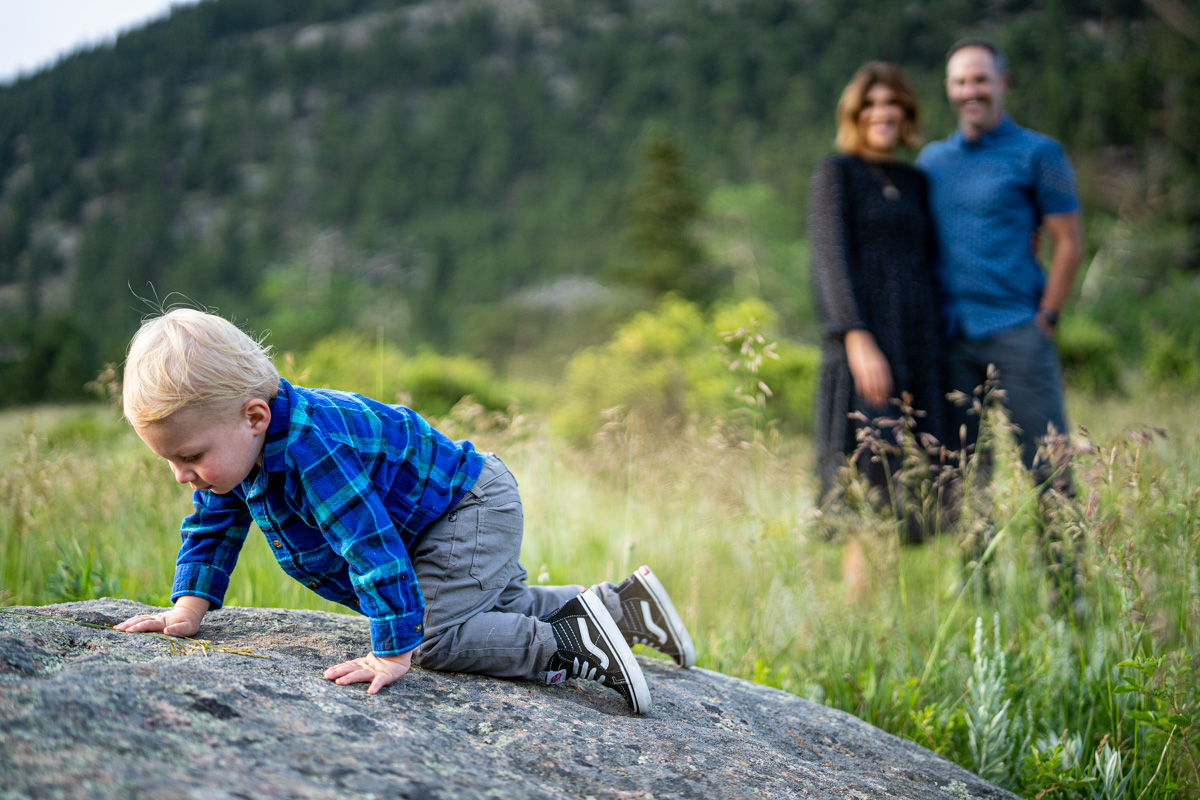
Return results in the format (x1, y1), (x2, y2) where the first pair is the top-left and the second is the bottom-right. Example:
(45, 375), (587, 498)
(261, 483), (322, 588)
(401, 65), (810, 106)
(571, 656), (606, 683)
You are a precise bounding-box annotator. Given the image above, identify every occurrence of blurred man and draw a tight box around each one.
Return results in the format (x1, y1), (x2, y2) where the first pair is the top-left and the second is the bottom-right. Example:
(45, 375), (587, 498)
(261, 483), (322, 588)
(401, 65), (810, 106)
(918, 38), (1083, 492)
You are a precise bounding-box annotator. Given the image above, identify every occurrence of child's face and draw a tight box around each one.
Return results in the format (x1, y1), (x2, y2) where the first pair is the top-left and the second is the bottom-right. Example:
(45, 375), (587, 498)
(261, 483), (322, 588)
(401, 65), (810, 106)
(135, 400), (271, 494)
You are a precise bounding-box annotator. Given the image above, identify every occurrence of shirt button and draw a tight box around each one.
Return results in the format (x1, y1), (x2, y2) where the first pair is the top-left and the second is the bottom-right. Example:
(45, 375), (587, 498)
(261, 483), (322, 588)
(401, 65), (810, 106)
(308, 580), (318, 588)
(272, 540), (283, 548)
(448, 512), (457, 522)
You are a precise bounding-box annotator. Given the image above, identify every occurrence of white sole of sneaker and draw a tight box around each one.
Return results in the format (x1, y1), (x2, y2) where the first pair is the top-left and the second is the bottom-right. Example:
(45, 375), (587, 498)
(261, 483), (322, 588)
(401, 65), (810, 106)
(634, 566), (696, 669)
(579, 588), (652, 714)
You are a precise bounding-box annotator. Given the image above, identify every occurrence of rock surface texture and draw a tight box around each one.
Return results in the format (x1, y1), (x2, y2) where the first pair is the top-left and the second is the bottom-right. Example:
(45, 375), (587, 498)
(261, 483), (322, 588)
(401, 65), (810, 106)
(1, 600), (1017, 800)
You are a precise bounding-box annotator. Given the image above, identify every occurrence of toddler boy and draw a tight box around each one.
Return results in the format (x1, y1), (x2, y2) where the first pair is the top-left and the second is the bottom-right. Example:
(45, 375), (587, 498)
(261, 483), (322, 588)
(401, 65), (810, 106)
(115, 309), (695, 713)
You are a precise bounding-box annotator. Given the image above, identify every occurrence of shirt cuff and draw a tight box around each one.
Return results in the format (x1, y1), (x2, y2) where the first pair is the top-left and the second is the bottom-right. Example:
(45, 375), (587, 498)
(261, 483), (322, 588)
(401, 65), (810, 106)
(171, 562), (232, 609)
(369, 610), (426, 657)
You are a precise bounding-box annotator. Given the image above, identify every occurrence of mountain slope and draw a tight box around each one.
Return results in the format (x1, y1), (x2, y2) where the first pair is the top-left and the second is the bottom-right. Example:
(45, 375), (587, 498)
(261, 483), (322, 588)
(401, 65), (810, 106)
(0, 0), (1193, 403)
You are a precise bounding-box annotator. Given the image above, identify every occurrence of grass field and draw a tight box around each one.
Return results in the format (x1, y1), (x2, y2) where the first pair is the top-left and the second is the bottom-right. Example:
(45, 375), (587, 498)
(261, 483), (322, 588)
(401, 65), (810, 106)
(1, 385), (1197, 799)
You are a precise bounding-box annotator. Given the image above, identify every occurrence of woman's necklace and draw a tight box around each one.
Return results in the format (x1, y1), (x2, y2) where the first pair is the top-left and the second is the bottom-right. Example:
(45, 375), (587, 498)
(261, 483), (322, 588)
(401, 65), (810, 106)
(866, 162), (901, 201)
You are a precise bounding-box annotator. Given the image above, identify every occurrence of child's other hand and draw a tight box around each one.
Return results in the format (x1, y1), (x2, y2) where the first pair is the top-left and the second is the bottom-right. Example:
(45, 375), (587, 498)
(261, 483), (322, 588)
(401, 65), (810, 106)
(324, 651), (413, 695)
(114, 602), (206, 637)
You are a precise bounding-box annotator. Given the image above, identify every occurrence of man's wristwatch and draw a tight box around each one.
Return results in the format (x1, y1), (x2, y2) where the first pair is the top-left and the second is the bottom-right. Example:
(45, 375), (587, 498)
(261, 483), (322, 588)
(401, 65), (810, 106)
(1037, 308), (1059, 327)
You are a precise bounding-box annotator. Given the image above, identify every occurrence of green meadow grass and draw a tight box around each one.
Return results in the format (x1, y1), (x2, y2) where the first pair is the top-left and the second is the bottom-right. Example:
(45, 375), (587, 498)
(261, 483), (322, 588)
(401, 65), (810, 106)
(1, 388), (1196, 799)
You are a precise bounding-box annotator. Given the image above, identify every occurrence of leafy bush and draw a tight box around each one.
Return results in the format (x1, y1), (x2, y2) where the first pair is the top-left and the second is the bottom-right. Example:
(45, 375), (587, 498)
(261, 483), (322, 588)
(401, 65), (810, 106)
(713, 297), (820, 434)
(554, 295), (819, 444)
(758, 339), (820, 433)
(396, 351), (509, 418)
(286, 332), (509, 417)
(553, 296), (729, 445)
(1144, 330), (1200, 390)
(1057, 315), (1122, 396)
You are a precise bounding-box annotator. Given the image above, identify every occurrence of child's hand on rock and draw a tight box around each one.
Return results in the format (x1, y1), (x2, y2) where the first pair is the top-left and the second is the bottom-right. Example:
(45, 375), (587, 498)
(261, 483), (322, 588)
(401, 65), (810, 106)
(114, 606), (203, 637)
(324, 651), (413, 694)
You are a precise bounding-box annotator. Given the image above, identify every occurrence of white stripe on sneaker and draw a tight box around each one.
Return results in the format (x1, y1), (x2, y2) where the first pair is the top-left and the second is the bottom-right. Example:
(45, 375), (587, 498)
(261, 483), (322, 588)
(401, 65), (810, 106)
(576, 618), (610, 670)
(639, 600), (668, 645)
(635, 566), (696, 669)
(577, 588), (651, 713)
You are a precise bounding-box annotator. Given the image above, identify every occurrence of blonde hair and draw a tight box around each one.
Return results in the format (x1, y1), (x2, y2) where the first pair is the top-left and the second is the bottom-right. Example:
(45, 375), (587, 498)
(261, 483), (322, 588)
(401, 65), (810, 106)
(835, 62), (921, 155)
(122, 308), (279, 425)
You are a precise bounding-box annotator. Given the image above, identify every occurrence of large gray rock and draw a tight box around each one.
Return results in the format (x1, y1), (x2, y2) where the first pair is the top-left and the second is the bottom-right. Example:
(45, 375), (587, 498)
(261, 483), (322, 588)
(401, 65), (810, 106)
(1, 600), (1016, 800)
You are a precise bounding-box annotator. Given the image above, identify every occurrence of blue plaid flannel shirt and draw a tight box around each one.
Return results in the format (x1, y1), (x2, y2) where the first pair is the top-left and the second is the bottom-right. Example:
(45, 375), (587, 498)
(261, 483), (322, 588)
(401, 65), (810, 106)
(170, 378), (486, 656)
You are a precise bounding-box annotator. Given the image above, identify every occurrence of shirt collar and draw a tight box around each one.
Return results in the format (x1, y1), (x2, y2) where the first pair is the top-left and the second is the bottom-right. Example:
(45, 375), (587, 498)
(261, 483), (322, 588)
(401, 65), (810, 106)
(262, 377), (294, 473)
(227, 379), (290, 494)
(954, 113), (1015, 149)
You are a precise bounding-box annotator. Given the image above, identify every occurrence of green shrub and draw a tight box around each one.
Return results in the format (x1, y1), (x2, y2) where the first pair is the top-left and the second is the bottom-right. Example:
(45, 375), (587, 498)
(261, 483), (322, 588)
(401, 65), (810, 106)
(714, 297), (819, 434)
(1057, 315), (1122, 396)
(286, 332), (508, 417)
(1072, 232), (1200, 362)
(553, 295), (819, 444)
(285, 331), (404, 399)
(396, 351), (508, 418)
(758, 340), (820, 433)
(1144, 329), (1200, 389)
(553, 296), (732, 444)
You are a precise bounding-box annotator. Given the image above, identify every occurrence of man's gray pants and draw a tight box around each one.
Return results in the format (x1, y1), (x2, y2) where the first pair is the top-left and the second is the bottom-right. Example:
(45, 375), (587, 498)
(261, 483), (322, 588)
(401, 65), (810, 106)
(409, 454), (622, 680)
(947, 319), (1072, 490)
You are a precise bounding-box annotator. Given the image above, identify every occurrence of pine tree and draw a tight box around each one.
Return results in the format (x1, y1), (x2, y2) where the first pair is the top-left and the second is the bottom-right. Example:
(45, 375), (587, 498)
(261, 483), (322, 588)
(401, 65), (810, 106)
(626, 132), (723, 303)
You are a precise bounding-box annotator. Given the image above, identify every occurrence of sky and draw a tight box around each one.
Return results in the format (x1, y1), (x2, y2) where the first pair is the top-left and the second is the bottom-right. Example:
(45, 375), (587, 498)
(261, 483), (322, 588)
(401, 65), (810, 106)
(0, 0), (203, 85)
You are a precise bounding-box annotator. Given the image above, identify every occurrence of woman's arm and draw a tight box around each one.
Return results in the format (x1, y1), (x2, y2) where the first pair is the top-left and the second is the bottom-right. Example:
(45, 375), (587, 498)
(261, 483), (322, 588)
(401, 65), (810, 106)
(808, 157), (893, 407)
(808, 157), (867, 338)
(844, 329), (892, 408)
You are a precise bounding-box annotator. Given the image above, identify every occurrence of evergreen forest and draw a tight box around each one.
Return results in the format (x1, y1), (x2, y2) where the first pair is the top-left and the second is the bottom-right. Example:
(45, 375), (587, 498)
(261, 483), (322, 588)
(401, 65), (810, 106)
(1, 0), (1198, 405)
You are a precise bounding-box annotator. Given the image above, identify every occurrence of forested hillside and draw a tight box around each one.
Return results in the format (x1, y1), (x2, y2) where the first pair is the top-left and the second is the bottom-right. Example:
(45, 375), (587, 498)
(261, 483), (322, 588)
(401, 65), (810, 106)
(1, 0), (1197, 404)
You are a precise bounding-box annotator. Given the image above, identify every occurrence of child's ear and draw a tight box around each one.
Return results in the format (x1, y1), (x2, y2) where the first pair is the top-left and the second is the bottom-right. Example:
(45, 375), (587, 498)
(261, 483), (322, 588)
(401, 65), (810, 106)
(243, 398), (271, 434)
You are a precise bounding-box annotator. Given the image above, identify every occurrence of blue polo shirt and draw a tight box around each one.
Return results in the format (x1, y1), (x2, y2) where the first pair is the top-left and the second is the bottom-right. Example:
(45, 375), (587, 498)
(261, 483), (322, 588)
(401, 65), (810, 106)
(917, 115), (1078, 340)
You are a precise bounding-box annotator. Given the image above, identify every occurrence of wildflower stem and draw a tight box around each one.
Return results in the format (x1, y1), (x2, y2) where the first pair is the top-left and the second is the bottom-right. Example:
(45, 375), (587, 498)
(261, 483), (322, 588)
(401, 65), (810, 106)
(1134, 724), (1175, 800)
(916, 487), (1041, 692)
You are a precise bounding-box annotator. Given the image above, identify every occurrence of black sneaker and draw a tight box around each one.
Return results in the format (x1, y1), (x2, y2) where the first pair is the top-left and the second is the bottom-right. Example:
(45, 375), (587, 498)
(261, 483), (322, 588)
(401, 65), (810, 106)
(543, 589), (652, 714)
(614, 565), (696, 668)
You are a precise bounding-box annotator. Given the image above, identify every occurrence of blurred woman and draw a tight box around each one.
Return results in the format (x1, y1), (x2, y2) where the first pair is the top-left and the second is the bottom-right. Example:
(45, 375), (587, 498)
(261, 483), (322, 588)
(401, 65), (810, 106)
(808, 62), (947, 532)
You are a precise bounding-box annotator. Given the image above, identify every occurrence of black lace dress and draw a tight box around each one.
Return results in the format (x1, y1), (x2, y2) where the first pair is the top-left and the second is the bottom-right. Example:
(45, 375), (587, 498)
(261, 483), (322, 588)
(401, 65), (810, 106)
(808, 153), (947, 506)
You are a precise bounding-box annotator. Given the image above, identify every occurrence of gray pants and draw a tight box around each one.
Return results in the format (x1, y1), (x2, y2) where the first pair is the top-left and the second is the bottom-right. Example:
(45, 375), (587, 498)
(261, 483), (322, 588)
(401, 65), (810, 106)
(948, 320), (1071, 490)
(410, 454), (621, 680)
